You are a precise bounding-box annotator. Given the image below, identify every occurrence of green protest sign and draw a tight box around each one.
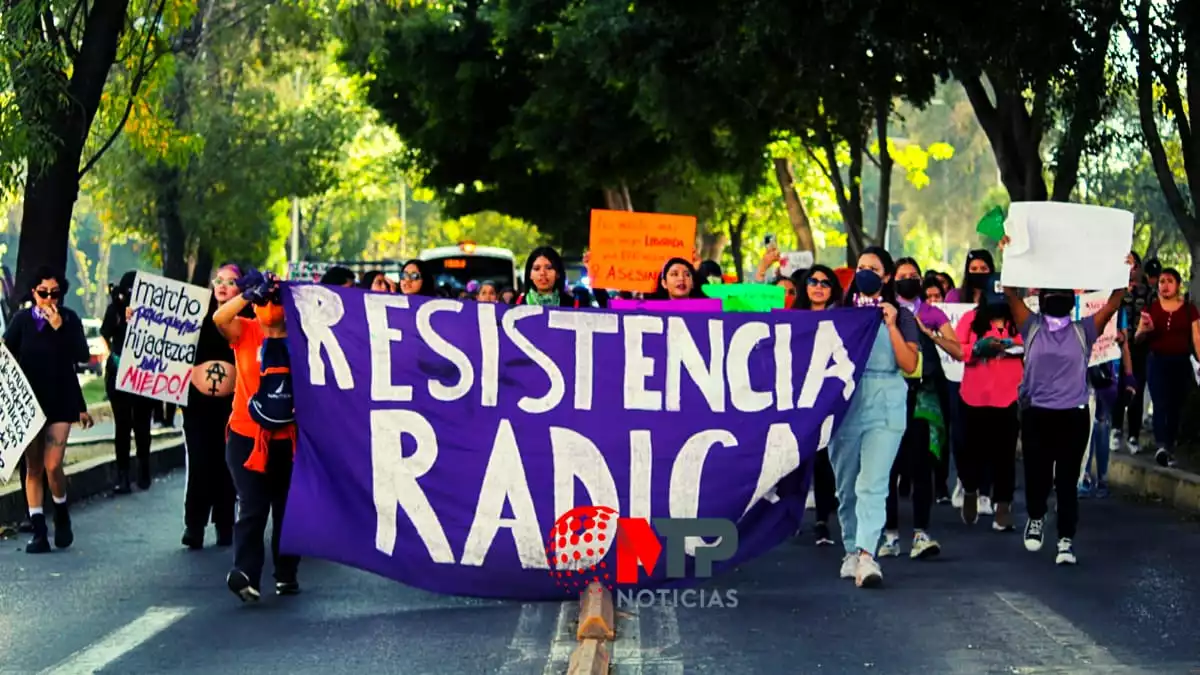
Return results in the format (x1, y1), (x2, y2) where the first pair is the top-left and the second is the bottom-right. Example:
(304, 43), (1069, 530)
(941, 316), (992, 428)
(701, 283), (787, 312)
(976, 206), (1006, 241)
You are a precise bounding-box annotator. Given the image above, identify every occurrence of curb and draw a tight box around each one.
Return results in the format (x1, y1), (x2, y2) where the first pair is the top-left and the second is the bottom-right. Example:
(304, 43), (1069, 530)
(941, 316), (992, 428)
(567, 582), (615, 674)
(0, 440), (186, 527)
(1108, 453), (1200, 515)
(68, 427), (183, 451)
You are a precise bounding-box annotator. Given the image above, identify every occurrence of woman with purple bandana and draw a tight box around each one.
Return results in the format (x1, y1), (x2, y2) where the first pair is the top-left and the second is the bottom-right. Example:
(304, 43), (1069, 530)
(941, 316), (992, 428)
(999, 240), (1130, 566)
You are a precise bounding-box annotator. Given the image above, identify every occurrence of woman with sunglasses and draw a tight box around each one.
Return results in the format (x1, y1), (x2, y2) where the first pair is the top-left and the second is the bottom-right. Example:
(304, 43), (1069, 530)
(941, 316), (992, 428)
(180, 264), (242, 550)
(100, 270), (157, 494)
(2, 266), (95, 553)
(213, 270), (300, 601)
(399, 259), (437, 297)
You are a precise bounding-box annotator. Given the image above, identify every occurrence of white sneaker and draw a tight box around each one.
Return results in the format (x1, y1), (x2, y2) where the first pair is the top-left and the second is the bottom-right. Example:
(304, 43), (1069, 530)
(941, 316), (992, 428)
(979, 495), (994, 515)
(1109, 430), (1121, 451)
(1055, 538), (1077, 565)
(878, 532), (902, 558)
(1128, 438), (1141, 455)
(951, 481), (965, 508)
(855, 555), (883, 588)
(839, 553), (859, 579)
(910, 531), (941, 559)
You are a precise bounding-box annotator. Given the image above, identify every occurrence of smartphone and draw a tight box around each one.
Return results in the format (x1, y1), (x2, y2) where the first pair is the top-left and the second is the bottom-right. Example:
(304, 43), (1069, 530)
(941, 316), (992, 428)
(764, 233), (777, 249)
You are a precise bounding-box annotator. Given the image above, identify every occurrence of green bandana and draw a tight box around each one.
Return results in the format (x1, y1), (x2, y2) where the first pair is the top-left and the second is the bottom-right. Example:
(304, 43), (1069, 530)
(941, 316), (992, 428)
(913, 380), (945, 460)
(524, 290), (560, 306)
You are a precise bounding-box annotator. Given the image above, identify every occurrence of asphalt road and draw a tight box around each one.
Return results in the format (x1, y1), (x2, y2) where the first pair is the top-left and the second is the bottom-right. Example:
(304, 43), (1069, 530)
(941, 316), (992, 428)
(1, 471), (1197, 674)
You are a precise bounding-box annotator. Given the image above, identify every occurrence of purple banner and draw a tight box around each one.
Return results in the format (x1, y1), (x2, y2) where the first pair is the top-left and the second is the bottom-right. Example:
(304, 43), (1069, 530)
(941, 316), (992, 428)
(279, 285), (880, 600)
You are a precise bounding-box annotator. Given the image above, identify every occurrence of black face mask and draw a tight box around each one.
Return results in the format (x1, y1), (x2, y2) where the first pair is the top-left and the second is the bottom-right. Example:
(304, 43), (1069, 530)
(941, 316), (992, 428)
(1041, 294), (1075, 318)
(895, 278), (922, 300)
(967, 272), (991, 290)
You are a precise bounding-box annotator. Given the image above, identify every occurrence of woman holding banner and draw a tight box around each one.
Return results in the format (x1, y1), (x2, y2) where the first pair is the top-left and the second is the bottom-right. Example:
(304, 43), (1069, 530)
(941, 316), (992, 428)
(795, 265), (843, 546)
(3, 266), (95, 554)
(180, 264), (241, 550)
(1134, 267), (1200, 468)
(101, 271), (157, 493)
(515, 247), (579, 307)
(213, 270), (300, 602)
(398, 259), (437, 298)
(878, 258), (958, 561)
(1000, 238), (1128, 565)
(830, 247), (920, 588)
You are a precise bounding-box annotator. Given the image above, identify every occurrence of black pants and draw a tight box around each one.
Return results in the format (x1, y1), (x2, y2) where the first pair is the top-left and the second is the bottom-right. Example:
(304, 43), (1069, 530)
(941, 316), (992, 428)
(886, 387), (933, 531)
(1022, 407), (1090, 539)
(959, 402), (1019, 504)
(1112, 345), (1147, 441)
(183, 390), (236, 532)
(1147, 352), (1193, 450)
(813, 448), (837, 524)
(226, 431), (299, 588)
(106, 371), (154, 481)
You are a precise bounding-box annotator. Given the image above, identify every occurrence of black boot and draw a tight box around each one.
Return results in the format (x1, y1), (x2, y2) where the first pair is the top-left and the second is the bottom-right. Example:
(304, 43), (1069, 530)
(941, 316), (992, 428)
(26, 514), (50, 554)
(114, 470), (132, 495)
(181, 527), (204, 550)
(53, 504), (74, 549)
(216, 525), (234, 547)
(137, 462), (151, 490)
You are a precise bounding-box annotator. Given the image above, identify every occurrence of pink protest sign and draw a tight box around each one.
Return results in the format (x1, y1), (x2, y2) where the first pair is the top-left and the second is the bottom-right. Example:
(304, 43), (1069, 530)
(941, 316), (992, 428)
(609, 298), (722, 313)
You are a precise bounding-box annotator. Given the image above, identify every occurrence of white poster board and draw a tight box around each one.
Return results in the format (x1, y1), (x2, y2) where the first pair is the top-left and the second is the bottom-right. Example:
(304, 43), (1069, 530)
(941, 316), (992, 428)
(780, 251), (814, 277)
(114, 272), (211, 407)
(0, 343), (46, 482)
(1000, 202), (1133, 291)
(935, 303), (976, 383)
(1076, 291), (1121, 366)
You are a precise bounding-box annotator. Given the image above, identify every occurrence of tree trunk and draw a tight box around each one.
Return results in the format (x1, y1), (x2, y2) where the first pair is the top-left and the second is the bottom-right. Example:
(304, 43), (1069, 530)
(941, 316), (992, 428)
(11, 0), (131, 305)
(155, 165), (190, 281)
(190, 245), (214, 288)
(874, 97), (894, 247)
(729, 214), (747, 282)
(603, 185), (634, 211)
(699, 230), (728, 263)
(959, 76), (1050, 203)
(771, 158), (816, 252)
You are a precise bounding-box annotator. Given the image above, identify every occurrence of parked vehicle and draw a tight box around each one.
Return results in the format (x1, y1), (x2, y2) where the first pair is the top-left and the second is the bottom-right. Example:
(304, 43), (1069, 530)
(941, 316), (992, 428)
(81, 318), (108, 376)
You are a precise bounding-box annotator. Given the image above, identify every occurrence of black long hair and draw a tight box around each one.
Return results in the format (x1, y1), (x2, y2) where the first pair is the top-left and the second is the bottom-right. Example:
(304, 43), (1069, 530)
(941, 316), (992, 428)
(961, 249), (996, 302)
(359, 270), (385, 290)
(27, 265), (69, 303)
(795, 264), (844, 309)
(651, 257), (705, 299)
(969, 295), (1017, 340)
(401, 259), (437, 297)
(843, 246), (897, 306)
(522, 246), (568, 297)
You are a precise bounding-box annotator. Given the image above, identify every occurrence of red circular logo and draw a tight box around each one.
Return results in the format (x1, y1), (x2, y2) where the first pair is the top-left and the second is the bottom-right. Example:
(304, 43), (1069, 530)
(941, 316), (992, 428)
(545, 505), (618, 594)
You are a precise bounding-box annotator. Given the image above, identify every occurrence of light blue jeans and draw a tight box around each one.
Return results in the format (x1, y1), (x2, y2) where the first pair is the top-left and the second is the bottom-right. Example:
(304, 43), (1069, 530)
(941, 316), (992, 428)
(829, 325), (908, 556)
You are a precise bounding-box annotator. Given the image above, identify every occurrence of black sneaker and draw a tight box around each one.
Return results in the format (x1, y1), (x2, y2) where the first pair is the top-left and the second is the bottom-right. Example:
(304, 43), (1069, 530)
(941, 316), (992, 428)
(181, 528), (204, 550)
(26, 515), (50, 554)
(1023, 518), (1045, 552)
(813, 521), (835, 547)
(1155, 448), (1172, 467)
(275, 580), (301, 596)
(53, 505), (73, 549)
(227, 570), (261, 603)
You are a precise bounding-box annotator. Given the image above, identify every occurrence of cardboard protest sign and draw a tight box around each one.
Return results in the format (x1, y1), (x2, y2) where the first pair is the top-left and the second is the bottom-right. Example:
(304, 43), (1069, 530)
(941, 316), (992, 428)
(934, 303), (976, 382)
(588, 209), (697, 293)
(1000, 202), (1133, 291)
(1076, 291), (1121, 366)
(779, 252), (814, 277)
(609, 298), (722, 313)
(279, 285), (881, 599)
(115, 272), (211, 406)
(702, 283), (787, 312)
(0, 344), (46, 482)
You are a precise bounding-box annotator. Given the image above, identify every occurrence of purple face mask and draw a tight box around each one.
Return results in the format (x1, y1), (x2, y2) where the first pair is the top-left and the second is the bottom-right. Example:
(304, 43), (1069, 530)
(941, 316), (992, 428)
(31, 306), (48, 331)
(1045, 315), (1072, 332)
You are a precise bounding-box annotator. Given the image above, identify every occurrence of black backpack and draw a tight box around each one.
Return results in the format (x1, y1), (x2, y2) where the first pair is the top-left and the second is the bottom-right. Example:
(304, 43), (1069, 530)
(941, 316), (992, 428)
(248, 337), (294, 429)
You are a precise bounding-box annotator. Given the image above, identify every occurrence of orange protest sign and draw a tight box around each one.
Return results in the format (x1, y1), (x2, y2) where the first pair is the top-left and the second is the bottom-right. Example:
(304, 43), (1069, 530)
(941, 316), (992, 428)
(588, 209), (697, 293)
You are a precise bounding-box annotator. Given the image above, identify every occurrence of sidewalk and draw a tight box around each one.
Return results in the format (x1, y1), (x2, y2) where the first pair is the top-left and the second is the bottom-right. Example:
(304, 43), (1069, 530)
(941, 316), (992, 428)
(1108, 450), (1200, 515)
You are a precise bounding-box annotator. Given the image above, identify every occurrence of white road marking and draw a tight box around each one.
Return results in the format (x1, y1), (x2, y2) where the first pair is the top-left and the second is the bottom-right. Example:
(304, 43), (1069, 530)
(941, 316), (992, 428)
(541, 601), (577, 675)
(994, 592), (1121, 670)
(497, 603), (546, 674)
(611, 606), (644, 673)
(39, 606), (191, 675)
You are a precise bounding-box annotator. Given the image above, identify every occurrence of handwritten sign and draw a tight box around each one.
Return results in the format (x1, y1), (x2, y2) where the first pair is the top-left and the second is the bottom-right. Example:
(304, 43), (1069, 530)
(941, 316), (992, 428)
(702, 284), (787, 312)
(609, 298), (722, 313)
(0, 344), (45, 482)
(1077, 291), (1120, 366)
(780, 251), (814, 278)
(115, 272), (211, 407)
(288, 261), (330, 282)
(588, 209), (697, 293)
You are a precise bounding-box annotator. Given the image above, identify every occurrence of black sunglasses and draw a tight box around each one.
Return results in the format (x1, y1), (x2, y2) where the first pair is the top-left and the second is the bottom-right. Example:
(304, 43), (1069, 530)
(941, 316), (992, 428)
(403, 272), (422, 281)
(35, 288), (62, 300)
(806, 277), (832, 289)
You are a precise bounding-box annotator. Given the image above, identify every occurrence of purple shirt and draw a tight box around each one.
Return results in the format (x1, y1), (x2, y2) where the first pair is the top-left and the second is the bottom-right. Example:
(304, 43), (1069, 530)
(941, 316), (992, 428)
(944, 288), (965, 303)
(1019, 314), (1099, 410)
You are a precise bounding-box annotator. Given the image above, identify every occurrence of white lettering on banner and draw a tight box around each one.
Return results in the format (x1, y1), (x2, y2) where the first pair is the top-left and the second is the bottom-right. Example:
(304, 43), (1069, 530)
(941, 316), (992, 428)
(727, 322), (772, 412)
(417, 299), (475, 402)
(664, 317), (725, 412)
(370, 409), (455, 563)
(547, 311), (619, 411)
(628, 430), (653, 519)
(365, 294), (413, 402)
(550, 427), (621, 531)
(0, 344), (46, 482)
(293, 286), (355, 389)
(671, 430), (737, 554)
(116, 272), (210, 407)
(744, 423), (800, 517)
(796, 320), (856, 408)
(460, 420), (545, 568)
(502, 306), (566, 414)
(774, 324), (794, 412)
(623, 315), (665, 411)
(477, 303), (501, 408)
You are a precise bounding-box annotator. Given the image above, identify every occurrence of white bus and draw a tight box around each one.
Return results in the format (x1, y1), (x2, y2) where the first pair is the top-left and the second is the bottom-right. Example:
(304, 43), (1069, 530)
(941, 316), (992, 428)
(418, 242), (519, 294)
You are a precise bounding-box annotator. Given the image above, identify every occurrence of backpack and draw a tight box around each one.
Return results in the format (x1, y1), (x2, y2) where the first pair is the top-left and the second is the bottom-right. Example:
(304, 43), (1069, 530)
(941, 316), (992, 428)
(248, 337), (294, 430)
(1017, 317), (1089, 410)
